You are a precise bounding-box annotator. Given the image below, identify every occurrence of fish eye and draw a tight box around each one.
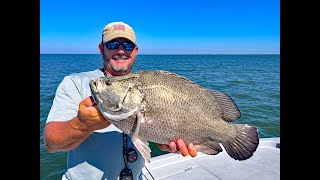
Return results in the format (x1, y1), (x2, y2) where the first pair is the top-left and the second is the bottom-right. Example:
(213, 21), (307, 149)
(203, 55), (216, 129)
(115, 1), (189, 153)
(105, 80), (112, 86)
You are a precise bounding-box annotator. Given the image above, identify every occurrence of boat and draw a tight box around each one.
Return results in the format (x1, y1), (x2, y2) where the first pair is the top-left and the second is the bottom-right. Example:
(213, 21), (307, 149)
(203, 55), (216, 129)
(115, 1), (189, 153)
(142, 137), (280, 180)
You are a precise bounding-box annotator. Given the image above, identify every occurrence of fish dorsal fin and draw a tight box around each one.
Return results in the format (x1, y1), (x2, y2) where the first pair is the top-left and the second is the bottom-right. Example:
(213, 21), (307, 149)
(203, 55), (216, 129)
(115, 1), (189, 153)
(158, 70), (203, 86)
(209, 90), (241, 122)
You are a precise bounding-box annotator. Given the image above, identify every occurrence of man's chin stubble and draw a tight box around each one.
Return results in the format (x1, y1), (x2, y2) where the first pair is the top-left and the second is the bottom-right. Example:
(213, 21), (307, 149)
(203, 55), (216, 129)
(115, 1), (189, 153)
(111, 66), (129, 75)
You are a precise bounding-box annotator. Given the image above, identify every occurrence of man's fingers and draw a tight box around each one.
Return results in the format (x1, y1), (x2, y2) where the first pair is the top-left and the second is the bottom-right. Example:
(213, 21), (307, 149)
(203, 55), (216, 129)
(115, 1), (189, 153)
(78, 97), (106, 121)
(187, 143), (197, 157)
(79, 96), (95, 108)
(176, 139), (189, 157)
(157, 144), (169, 151)
(159, 140), (198, 158)
(169, 141), (178, 153)
(85, 96), (96, 106)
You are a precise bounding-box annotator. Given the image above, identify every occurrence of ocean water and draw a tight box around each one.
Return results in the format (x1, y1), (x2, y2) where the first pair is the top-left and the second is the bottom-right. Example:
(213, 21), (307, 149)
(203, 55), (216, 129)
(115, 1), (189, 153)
(40, 54), (280, 179)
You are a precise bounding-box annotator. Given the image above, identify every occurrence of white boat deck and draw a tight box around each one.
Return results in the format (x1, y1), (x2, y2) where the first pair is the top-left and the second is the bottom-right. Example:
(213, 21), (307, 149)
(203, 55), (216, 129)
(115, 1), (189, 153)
(142, 137), (280, 180)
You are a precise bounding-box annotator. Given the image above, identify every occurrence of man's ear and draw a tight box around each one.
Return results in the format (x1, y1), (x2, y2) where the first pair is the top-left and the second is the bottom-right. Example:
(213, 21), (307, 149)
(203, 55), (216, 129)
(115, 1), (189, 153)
(133, 45), (139, 54)
(98, 43), (104, 54)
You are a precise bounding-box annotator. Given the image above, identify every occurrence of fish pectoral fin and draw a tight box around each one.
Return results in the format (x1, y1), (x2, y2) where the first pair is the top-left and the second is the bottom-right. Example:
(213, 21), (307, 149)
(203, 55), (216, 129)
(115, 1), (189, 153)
(131, 111), (144, 141)
(131, 111), (152, 163)
(133, 138), (152, 163)
(137, 109), (153, 124)
(208, 90), (241, 122)
(195, 141), (223, 155)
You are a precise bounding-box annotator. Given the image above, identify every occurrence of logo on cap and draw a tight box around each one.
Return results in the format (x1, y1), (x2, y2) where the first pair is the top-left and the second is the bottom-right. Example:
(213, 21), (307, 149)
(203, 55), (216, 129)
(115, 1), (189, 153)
(113, 24), (125, 31)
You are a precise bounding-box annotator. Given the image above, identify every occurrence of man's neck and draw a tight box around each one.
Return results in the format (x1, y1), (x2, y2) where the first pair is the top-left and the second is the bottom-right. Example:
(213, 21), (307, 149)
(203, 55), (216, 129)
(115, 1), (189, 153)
(102, 68), (131, 77)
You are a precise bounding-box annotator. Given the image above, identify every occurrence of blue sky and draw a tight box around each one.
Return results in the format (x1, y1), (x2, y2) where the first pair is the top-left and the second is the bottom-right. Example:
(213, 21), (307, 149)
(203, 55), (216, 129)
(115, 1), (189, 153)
(40, 0), (279, 54)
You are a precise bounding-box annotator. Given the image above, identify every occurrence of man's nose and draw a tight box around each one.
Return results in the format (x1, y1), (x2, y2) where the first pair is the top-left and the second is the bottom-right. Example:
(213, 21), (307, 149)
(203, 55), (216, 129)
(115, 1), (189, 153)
(116, 44), (125, 53)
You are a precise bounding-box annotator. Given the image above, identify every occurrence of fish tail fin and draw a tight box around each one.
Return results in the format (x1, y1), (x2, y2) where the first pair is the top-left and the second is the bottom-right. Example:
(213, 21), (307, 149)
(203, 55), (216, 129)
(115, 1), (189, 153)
(222, 124), (259, 161)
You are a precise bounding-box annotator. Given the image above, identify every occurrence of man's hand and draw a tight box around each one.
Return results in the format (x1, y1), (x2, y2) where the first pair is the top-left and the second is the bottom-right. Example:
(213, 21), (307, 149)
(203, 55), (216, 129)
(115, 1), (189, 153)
(44, 96), (111, 152)
(157, 139), (197, 157)
(77, 96), (110, 131)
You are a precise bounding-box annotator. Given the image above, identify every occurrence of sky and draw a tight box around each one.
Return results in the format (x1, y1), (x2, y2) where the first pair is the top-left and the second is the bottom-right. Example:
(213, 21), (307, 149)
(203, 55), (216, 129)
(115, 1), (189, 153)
(40, 0), (279, 54)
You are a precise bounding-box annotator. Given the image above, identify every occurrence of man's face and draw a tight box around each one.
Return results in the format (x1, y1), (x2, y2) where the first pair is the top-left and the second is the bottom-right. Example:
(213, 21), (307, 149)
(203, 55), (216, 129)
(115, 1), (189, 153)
(101, 37), (138, 76)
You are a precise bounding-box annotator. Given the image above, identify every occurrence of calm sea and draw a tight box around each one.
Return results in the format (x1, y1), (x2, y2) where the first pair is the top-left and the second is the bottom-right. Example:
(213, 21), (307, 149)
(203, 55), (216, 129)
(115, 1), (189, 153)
(40, 54), (280, 179)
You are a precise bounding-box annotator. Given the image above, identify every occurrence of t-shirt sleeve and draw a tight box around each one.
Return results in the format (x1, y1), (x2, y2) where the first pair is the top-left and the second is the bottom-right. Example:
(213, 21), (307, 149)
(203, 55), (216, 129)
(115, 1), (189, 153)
(46, 76), (83, 124)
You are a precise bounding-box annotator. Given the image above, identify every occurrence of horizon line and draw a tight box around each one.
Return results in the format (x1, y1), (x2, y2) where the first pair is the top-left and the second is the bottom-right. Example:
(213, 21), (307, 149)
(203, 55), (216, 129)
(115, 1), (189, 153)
(40, 53), (280, 55)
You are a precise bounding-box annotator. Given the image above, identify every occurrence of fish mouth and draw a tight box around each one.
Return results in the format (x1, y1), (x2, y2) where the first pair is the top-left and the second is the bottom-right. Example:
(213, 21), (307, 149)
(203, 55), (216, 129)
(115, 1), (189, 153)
(89, 79), (140, 121)
(89, 79), (118, 110)
(89, 79), (101, 93)
(89, 80), (100, 104)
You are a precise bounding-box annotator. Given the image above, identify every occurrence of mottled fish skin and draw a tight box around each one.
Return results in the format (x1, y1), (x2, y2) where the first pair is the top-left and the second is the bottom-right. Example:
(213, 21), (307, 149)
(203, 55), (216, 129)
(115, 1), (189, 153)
(90, 70), (259, 162)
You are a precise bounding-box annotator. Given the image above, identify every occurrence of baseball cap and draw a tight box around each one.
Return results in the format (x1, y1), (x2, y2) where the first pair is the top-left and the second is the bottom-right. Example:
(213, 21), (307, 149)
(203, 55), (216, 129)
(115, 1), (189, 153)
(102, 22), (136, 45)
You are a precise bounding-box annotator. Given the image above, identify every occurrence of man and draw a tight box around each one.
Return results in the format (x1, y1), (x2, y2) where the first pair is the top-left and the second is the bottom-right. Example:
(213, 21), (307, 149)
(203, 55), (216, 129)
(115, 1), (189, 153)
(44, 21), (197, 180)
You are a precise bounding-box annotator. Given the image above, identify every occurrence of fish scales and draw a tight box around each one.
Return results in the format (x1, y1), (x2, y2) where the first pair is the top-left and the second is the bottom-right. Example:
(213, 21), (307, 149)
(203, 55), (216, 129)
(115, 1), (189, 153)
(136, 71), (234, 143)
(89, 70), (259, 162)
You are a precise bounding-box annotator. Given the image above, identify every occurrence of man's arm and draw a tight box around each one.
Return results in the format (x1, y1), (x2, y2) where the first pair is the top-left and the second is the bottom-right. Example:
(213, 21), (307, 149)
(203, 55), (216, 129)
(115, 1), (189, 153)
(44, 97), (110, 152)
(44, 96), (197, 156)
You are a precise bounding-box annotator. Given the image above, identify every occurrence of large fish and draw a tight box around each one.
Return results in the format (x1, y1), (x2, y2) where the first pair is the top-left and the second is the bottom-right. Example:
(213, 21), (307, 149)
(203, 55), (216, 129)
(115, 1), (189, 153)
(89, 70), (259, 162)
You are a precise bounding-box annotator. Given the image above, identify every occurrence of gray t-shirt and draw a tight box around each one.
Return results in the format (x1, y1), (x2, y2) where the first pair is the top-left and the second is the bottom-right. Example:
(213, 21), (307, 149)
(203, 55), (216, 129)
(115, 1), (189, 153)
(46, 69), (145, 180)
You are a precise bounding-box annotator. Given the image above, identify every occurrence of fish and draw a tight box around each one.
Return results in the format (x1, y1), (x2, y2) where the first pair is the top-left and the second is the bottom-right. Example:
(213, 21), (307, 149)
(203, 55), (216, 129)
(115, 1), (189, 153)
(89, 70), (259, 163)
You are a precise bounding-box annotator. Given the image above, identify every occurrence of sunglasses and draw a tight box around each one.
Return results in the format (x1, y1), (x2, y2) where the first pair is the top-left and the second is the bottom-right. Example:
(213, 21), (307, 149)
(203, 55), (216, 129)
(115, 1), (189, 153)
(105, 40), (136, 51)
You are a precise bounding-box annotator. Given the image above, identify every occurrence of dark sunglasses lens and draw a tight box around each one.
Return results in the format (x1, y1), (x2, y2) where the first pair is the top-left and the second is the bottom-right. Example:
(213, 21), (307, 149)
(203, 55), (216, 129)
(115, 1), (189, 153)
(106, 41), (119, 50)
(122, 42), (135, 51)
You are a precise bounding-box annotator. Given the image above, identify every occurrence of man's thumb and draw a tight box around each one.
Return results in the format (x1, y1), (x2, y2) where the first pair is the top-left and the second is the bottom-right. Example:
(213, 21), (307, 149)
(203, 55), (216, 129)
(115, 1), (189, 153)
(80, 96), (95, 108)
